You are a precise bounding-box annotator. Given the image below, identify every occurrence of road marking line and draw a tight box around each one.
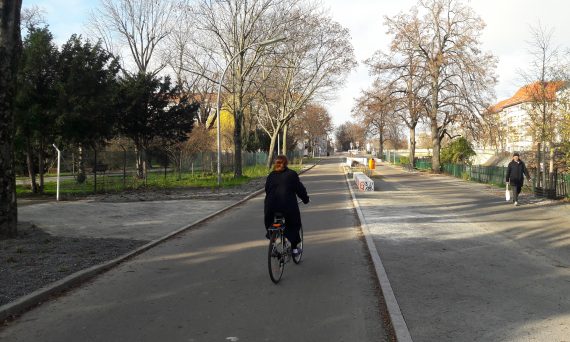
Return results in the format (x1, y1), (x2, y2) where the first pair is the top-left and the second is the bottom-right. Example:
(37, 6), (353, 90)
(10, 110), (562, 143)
(343, 164), (414, 342)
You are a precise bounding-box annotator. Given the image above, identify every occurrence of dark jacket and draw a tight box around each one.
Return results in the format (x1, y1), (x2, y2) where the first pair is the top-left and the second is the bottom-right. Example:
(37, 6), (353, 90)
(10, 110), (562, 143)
(506, 160), (529, 185)
(264, 167), (309, 229)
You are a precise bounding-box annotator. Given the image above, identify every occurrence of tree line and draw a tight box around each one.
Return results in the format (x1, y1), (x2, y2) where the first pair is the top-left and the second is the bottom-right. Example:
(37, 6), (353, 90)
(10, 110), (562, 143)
(347, 0), (570, 175)
(16, 25), (198, 193)
(1, 0), (353, 237)
(347, 0), (497, 172)
(90, 0), (352, 174)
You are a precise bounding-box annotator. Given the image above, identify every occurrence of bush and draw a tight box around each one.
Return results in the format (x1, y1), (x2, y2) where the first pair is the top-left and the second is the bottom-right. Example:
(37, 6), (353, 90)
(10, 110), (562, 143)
(399, 156), (410, 165)
(441, 137), (476, 164)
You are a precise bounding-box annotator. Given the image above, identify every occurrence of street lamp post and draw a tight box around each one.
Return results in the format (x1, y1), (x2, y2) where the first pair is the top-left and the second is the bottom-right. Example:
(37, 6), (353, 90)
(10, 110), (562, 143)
(52, 144), (61, 201)
(216, 37), (285, 187)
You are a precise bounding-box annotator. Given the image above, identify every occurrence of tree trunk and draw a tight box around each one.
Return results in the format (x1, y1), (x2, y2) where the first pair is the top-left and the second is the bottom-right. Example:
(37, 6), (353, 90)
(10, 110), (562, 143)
(134, 144), (144, 179)
(535, 142), (541, 188)
(541, 142), (547, 188)
(93, 148), (98, 193)
(234, 109), (243, 178)
(0, 0), (22, 238)
(282, 123), (288, 156)
(38, 139), (45, 193)
(409, 126), (416, 168)
(26, 138), (37, 193)
(429, 62), (441, 173)
(548, 141), (554, 174)
(431, 120), (441, 172)
(266, 130), (279, 168)
(378, 131), (384, 159)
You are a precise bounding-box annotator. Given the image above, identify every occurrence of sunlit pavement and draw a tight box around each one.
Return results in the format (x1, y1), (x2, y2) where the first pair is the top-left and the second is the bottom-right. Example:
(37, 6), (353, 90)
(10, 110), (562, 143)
(355, 162), (570, 341)
(0, 158), (389, 342)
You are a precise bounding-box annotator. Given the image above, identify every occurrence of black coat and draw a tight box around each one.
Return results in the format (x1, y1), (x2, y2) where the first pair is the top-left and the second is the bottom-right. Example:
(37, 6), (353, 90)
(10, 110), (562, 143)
(506, 160), (530, 185)
(264, 167), (309, 229)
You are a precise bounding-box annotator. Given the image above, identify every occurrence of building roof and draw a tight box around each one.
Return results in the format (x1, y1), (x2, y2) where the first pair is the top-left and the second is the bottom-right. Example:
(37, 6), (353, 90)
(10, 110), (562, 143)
(489, 81), (567, 114)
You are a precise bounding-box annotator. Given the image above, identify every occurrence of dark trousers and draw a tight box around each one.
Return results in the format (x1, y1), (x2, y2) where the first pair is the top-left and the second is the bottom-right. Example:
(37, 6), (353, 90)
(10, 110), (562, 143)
(510, 182), (522, 202)
(284, 226), (301, 249)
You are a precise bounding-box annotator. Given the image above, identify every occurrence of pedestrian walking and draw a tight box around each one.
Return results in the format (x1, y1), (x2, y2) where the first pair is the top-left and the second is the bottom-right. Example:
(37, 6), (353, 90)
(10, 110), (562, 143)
(505, 152), (531, 206)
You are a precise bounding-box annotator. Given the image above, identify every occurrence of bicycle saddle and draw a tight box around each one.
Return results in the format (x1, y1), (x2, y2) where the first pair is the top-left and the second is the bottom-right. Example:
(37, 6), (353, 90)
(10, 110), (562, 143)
(273, 213), (285, 224)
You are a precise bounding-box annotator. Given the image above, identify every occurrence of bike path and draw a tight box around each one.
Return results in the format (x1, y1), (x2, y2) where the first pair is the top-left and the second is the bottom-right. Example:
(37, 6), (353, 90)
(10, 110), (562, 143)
(0, 158), (389, 342)
(355, 162), (570, 342)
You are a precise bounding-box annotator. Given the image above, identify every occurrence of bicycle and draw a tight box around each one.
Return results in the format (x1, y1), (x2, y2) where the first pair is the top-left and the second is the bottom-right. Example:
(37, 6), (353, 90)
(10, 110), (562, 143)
(267, 203), (304, 284)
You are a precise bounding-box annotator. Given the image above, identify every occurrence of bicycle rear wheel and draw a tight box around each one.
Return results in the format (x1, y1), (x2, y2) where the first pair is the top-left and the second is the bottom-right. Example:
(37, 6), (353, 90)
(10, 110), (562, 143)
(293, 226), (303, 264)
(268, 234), (285, 283)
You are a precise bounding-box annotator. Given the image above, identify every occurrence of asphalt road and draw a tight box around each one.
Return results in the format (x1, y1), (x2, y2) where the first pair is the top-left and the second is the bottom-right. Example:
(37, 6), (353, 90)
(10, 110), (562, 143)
(0, 158), (389, 342)
(356, 163), (570, 342)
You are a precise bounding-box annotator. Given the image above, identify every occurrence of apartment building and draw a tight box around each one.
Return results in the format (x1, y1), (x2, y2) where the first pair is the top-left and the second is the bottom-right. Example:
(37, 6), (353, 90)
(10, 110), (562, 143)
(488, 81), (567, 152)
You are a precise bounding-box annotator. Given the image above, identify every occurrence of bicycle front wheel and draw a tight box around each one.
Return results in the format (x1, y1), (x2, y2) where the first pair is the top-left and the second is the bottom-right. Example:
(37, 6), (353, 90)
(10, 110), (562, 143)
(268, 235), (285, 283)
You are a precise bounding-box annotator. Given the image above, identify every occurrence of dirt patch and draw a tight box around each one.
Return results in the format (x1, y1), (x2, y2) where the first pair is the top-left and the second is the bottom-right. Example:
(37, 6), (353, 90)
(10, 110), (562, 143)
(0, 222), (146, 307)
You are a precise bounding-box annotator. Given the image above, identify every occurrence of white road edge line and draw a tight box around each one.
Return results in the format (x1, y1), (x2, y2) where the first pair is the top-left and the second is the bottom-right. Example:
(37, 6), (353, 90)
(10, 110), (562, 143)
(343, 164), (413, 342)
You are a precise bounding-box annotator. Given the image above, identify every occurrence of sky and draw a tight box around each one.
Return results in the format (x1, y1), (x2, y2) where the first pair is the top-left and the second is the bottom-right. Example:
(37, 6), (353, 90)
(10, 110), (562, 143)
(25, 0), (570, 126)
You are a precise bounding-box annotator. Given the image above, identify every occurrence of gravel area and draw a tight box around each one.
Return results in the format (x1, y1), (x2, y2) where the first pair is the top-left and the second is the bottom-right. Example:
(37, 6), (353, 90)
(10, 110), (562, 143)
(0, 222), (146, 307)
(85, 177), (267, 202)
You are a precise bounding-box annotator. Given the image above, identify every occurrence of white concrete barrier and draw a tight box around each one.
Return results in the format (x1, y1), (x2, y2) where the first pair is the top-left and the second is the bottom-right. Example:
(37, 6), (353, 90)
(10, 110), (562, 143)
(346, 157), (368, 167)
(353, 172), (374, 191)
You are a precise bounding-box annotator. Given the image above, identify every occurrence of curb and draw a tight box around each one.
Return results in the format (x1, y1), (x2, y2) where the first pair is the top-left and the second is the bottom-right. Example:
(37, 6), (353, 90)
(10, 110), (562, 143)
(0, 161), (320, 323)
(343, 165), (413, 342)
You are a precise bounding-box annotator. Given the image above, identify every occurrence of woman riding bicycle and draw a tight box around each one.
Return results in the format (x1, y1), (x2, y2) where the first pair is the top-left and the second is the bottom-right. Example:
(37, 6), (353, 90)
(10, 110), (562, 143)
(264, 155), (309, 257)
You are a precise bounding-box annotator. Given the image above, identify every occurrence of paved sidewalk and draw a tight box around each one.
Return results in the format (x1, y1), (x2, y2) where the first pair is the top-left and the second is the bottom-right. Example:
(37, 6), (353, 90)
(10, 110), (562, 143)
(353, 163), (570, 342)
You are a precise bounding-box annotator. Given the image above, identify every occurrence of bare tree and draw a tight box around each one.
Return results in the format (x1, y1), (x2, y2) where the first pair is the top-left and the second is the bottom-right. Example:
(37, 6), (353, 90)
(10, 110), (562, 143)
(558, 87), (570, 165)
(90, 0), (179, 75)
(255, 8), (356, 166)
(353, 84), (401, 158)
(345, 122), (367, 151)
(520, 23), (565, 184)
(191, 0), (301, 177)
(1, 0), (23, 238)
(480, 111), (507, 152)
(162, 6), (218, 127)
(291, 103), (333, 157)
(21, 4), (46, 30)
(366, 12), (427, 166)
(386, 0), (497, 172)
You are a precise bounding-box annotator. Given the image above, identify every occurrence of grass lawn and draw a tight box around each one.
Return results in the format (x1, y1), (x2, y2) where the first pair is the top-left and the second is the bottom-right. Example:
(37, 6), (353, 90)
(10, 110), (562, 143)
(17, 164), (305, 197)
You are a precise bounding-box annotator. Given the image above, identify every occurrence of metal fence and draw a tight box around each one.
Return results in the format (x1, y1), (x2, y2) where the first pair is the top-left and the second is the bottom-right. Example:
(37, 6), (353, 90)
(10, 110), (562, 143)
(410, 157), (569, 199)
(381, 151), (407, 165)
(17, 149), (304, 196)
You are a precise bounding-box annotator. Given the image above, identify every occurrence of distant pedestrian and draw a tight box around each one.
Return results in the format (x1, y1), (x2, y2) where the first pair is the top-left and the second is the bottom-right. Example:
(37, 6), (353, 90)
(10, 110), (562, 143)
(505, 152), (531, 206)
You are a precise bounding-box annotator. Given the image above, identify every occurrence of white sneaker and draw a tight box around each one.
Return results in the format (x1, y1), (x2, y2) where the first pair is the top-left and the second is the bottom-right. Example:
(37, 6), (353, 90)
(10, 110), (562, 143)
(514, 201), (519, 206)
